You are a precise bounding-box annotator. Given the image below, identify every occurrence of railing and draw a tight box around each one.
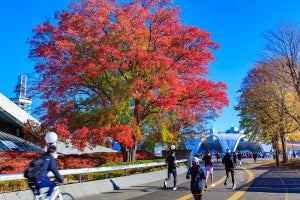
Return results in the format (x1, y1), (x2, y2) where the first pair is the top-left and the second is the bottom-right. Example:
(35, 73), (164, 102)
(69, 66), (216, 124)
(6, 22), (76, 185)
(0, 159), (187, 182)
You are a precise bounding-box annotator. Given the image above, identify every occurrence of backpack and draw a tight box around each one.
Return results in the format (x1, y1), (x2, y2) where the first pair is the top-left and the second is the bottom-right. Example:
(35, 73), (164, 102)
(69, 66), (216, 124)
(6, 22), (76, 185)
(188, 165), (205, 183)
(24, 157), (44, 180)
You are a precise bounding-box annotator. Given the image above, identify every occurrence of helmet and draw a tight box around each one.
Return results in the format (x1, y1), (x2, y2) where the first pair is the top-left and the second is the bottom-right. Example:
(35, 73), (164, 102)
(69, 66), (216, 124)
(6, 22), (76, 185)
(226, 148), (230, 153)
(45, 132), (58, 144)
(192, 157), (199, 163)
(170, 145), (176, 150)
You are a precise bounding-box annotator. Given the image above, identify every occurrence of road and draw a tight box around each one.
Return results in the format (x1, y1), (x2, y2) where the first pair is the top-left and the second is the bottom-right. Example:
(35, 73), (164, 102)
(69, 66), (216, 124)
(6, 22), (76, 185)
(76, 158), (300, 200)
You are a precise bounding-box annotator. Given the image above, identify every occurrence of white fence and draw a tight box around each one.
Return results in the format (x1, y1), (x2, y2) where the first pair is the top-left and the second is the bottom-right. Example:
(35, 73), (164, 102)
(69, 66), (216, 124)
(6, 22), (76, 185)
(0, 159), (187, 182)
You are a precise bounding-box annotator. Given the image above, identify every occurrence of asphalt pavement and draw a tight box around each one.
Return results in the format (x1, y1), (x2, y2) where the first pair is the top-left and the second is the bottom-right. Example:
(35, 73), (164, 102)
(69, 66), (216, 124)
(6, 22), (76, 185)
(76, 158), (300, 200)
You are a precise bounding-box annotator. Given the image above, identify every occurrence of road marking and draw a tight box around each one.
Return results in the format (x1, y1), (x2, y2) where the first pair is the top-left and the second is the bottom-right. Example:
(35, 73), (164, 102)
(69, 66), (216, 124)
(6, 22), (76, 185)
(177, 166), (254, 200)
(176, 175), (227, 200)
(227, 166), (254, 200)
(277, 173), (288, 200)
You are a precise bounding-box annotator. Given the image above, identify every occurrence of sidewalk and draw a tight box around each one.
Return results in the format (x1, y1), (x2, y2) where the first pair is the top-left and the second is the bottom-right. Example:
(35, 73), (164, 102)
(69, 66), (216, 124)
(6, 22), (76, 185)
(0, 165), (188, 200)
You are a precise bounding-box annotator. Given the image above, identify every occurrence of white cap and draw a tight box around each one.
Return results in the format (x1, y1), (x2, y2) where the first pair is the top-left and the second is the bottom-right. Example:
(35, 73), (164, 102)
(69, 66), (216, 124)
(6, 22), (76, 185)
(170, 145), (176, 150)
(192, 157), (200, 163)
(45, 132), (58, 144)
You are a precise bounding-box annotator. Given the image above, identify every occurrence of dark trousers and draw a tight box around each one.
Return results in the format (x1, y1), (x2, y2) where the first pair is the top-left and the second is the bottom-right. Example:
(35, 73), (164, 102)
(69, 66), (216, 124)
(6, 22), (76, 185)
(193, 194), (203, 200)
(36, 177), (56, 197)
(165, 168), (177, 187)
(191, 182), (204, 200)
(225, 168), (235, 184)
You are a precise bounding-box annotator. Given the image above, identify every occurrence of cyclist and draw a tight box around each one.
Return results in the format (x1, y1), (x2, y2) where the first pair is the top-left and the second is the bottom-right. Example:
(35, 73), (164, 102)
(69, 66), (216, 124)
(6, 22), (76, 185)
(35, 145), (64, 200)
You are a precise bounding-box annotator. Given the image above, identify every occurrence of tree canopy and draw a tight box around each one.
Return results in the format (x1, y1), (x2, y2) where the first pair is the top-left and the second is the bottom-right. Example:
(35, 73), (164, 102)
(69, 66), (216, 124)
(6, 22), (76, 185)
(29, 0), (228, 161)
(236, 21), (300, 164)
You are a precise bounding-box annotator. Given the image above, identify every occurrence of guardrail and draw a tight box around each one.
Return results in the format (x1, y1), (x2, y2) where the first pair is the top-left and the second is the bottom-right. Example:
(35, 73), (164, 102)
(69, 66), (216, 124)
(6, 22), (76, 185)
(0, 159), (187, 182)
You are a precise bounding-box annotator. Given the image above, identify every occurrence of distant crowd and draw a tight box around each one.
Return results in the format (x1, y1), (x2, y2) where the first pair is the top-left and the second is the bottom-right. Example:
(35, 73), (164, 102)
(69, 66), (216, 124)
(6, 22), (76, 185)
(196, 151), (273, 161)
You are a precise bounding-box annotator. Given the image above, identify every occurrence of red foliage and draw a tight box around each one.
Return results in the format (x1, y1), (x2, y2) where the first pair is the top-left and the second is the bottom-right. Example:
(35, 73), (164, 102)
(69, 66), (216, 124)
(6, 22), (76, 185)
(29, 0), (229, 161)
(0, 151), (41, 174)
(0, 150), (152, 174)
(136, 150), (155, 160)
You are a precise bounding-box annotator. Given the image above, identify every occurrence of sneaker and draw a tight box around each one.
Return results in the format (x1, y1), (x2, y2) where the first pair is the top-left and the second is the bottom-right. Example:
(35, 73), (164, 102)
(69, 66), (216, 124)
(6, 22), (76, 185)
(232, 184), (236, 189)
(172, 186), (177, 190)
(224, 180), (227, 186)
(164, 180), (167, 188)
(211, 184), (215, 187)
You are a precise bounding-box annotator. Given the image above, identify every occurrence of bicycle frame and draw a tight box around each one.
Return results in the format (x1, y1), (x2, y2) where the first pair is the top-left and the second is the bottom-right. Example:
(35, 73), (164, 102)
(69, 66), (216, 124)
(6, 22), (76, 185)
(34, 186), (62, 200)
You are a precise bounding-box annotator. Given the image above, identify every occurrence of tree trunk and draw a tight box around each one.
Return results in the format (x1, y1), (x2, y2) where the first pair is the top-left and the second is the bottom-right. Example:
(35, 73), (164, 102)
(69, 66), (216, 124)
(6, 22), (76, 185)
(275, 148), (279, 166)
(120, 141), (138, 162)
(275, 149), (279, 167)
(280, 133), (288, 163)
(273, 132), (280, 166)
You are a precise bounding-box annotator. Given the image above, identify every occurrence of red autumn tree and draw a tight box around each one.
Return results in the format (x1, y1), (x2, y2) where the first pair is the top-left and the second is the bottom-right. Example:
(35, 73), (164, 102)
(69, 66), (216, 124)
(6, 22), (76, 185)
(29, 0), (228, 162)
(23, 119), (47, 148)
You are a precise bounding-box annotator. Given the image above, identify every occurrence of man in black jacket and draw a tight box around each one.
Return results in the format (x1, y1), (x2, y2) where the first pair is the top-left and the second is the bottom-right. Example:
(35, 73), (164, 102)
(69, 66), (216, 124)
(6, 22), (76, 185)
(164, 150), (179, 190)
(222, 149), (236, 189)
(186, 157), (206, 200)
(35, 145), (64, 200)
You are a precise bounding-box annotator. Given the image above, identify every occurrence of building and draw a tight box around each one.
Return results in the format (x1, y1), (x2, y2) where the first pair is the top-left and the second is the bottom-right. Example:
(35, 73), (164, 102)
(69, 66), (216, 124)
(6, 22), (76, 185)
(185, 127), (273, 154)
(0, 92), (42, 152)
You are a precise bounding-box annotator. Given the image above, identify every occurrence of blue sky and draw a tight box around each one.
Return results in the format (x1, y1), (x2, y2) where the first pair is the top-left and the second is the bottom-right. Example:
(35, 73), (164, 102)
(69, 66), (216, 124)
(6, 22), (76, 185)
(1, 0), (300, 132)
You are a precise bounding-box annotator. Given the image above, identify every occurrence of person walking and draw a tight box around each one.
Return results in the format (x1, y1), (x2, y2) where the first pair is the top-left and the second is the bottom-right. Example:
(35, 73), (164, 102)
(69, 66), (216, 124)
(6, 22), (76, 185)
(222, 149), (236, 189)
(233, 152), (237, 166)
(202, 150), (215, 188)
(186, 157), (206, 200)
(164, 149), (179, 190)
(237, 152), (242, 166)
(35, 145), (64, 200)
(215, 153), (220, 163)
(253, 152), (258, 163)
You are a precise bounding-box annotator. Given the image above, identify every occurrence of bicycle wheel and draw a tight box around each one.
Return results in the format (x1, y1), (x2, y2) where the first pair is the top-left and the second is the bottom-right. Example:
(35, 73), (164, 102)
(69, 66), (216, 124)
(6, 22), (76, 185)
(55, 192), (75, 200)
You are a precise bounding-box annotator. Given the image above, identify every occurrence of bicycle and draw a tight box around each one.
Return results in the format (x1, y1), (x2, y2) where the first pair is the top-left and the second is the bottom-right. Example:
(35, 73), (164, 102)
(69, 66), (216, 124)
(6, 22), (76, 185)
(29, 182), (74, 200)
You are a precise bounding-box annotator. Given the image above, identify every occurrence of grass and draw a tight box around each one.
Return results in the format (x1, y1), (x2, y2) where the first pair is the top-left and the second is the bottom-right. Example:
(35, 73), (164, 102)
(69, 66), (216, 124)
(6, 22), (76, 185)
(245, 158), (300, 172)
(279, 158), (300, 172)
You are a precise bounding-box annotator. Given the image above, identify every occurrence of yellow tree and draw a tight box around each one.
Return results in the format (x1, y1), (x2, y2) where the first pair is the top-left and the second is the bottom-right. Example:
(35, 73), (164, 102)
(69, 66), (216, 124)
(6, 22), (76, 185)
(236, 60), (300, 164)
(264, 21), (300, 126)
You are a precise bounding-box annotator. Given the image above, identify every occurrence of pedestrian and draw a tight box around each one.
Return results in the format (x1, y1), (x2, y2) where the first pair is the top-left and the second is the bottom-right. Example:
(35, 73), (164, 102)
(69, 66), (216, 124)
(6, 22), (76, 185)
(233, 152), (237, 166)
(186, 157), (206, 200)
(222, 149), (236, 189)
(215, 153), (220, 163)
(253, 152), (258, 163)
(35, 145), (64, 200)
(164, 149), (179, 190)
(237, 152), (242, 166)
(202, 150), (215, 188)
